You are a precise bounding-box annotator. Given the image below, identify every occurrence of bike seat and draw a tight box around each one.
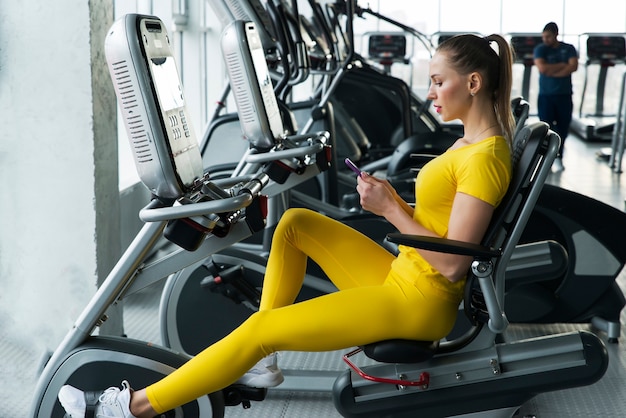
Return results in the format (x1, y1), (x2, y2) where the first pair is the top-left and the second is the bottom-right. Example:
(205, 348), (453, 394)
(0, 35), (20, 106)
(362, 339), (439, 364)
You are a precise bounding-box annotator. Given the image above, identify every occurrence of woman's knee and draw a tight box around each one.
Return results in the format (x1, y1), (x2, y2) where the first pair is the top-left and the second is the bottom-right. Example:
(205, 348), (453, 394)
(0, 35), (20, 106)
(275, 208), (324, 237)
(279, 207), (318, 226)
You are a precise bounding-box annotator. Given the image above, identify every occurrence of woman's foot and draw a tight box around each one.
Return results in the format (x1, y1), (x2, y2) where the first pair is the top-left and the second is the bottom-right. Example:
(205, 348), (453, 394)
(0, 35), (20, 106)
(58, 380), (135, 418)
(235, 352), (284, 388)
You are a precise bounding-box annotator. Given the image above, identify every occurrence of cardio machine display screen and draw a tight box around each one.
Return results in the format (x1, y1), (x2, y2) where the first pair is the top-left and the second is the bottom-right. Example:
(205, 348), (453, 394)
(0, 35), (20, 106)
(149, 56), (184, 112)
(249, 32), (281, 133)
(587, 36), (626, 61)
(511, 36), (543, 62)
(250, 45), (272, 93)
(368, 34), (407, 60)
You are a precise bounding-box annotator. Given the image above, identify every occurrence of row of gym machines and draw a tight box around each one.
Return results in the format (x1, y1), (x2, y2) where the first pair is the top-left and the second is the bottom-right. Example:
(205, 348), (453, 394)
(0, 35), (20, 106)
(32, 1), (625, 417)
(357, 28), (626, 168)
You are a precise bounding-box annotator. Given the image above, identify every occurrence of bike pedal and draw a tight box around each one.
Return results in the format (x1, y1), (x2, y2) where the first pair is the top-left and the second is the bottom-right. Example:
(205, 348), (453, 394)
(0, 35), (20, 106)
(223, 384), (267, 408)
(200, 264), (261, 308)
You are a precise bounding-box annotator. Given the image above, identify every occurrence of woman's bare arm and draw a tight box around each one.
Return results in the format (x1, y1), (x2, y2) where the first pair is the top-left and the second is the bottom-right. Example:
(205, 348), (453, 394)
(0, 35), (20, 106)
(357, 173), (494, 282)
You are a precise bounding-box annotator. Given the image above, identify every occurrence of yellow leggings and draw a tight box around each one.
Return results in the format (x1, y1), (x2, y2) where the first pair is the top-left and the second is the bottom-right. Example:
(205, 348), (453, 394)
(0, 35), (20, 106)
(146, 208), (460, 413)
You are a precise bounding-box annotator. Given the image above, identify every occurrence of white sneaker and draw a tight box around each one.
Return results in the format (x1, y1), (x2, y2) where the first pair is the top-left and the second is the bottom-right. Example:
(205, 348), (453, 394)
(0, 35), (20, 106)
(552, 157), (564, 173)
(58, 380), (135, 418)
(235, 352), (284, 388)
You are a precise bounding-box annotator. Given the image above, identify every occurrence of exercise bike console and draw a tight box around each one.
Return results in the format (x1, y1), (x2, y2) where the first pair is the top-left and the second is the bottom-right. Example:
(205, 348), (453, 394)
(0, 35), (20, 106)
(105, 14), (204, 200)
(221, 20), (284, 151)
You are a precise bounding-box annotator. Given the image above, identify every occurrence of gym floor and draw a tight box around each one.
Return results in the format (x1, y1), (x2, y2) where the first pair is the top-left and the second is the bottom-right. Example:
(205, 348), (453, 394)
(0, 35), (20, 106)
(2, 131), (625, 417)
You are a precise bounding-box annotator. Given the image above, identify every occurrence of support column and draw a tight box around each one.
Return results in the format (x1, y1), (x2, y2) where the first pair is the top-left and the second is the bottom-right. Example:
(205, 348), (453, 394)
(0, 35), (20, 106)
(90, 0), (123, 336)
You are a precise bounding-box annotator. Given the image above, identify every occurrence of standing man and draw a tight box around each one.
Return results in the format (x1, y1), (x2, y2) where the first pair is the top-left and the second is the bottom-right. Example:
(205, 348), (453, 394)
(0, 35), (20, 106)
(534, 22), (578, 172)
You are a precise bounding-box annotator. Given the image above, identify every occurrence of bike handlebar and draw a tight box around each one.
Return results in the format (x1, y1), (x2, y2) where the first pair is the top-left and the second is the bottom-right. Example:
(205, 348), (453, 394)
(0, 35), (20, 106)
(139, 172), (269, 222)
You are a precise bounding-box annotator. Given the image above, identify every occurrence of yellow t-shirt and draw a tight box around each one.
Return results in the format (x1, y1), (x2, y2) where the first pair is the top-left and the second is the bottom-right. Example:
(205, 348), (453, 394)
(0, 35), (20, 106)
(390, 135), (512, 302)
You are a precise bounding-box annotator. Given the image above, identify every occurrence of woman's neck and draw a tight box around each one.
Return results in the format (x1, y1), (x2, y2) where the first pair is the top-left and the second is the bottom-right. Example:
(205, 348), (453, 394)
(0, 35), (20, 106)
(462, 122), (501, 144)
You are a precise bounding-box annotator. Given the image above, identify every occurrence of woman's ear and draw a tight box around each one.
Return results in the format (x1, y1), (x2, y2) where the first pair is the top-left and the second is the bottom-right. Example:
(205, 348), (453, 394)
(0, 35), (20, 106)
(468, 72), (483, 96)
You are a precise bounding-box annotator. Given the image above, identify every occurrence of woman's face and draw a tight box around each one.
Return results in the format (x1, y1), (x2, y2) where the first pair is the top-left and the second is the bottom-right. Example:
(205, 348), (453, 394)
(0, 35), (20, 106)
(427, 51), (469, 122)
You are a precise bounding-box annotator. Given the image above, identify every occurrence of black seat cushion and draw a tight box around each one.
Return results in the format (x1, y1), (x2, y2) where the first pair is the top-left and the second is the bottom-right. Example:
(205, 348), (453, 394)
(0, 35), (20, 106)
(362, 339), (440, 364)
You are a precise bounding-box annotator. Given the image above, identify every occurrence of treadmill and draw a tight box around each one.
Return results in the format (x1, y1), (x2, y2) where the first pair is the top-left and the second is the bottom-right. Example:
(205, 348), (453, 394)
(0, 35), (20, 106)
(570, 33), (626, 141)
(509, 33), (543, 104)
(364, 31), (410, 75)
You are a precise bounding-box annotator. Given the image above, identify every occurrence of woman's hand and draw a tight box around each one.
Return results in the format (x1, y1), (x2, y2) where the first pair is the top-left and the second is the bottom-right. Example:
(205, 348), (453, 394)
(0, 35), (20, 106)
(356, 173), (398, 217)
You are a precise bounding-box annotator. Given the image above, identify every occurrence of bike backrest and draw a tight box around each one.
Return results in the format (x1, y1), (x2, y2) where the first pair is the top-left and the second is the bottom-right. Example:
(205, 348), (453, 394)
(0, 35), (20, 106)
(465, 121), (560, 326)
(511, 97), (530, 139)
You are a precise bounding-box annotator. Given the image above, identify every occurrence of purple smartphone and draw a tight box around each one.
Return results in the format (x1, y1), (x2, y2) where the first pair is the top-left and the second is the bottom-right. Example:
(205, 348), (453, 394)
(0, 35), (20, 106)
(344, 158), (362, 176)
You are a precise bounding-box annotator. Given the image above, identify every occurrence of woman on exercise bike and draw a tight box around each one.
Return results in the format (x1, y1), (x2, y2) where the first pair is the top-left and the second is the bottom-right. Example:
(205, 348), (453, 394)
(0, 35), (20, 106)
(59, 33), (515, 418)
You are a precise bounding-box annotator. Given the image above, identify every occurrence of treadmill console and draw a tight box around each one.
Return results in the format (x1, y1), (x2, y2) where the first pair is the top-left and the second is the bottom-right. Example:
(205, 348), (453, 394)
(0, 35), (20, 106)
(510, 34), (543, 64)
(366, 32), (407, 63)
(586, 35), (626, 63)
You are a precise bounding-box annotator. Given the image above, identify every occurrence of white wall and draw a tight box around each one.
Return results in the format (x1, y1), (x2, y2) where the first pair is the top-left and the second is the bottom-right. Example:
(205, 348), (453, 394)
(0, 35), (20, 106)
(0, 2), (103, 351)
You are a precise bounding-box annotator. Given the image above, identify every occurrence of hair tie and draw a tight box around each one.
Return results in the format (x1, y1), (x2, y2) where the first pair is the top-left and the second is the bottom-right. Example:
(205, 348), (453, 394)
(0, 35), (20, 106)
(484, 36), (499, 56)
